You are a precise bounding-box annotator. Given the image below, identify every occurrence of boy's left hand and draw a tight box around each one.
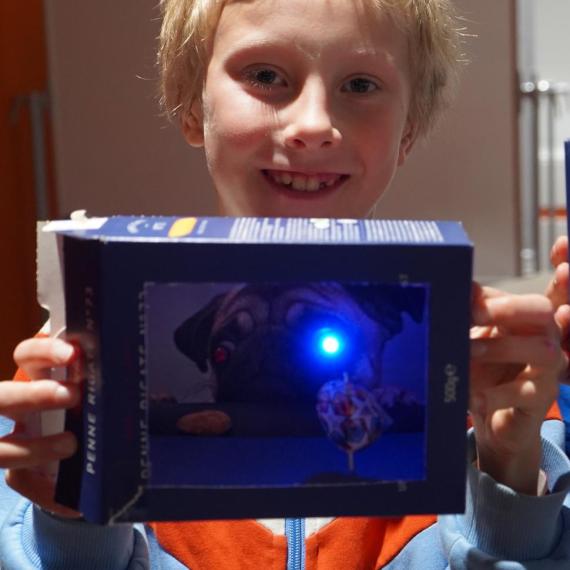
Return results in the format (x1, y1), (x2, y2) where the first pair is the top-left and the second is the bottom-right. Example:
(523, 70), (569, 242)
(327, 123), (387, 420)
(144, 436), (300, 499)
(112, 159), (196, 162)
(546, 236), (570, 384)
(545, 236), (569, 310)
(470, 283), (566, 495)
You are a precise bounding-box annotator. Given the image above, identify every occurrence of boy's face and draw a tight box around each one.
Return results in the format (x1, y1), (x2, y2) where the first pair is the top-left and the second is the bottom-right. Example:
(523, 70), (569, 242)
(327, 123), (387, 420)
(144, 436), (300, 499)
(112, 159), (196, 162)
(184, 0), (416, 218)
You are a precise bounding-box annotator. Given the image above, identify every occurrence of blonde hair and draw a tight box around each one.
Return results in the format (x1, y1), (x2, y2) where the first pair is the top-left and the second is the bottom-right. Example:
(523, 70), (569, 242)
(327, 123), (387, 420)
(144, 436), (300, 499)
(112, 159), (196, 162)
(158, 0), (464, 137)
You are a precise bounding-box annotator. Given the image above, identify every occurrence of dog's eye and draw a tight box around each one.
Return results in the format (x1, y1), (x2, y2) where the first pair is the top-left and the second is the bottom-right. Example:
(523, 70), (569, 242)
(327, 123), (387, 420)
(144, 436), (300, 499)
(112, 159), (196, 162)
(211, 343), (233, 366)
(234, 310), (255, 336)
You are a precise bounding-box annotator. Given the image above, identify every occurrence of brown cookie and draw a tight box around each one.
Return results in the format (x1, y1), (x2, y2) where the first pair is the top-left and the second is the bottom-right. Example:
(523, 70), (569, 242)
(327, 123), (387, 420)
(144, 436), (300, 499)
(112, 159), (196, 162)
(176, 410), (232, 435)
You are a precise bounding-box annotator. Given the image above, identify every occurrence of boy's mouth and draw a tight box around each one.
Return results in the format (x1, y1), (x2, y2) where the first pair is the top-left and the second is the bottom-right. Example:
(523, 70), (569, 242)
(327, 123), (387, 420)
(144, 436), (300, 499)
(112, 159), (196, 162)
(262, 169), (349, 193)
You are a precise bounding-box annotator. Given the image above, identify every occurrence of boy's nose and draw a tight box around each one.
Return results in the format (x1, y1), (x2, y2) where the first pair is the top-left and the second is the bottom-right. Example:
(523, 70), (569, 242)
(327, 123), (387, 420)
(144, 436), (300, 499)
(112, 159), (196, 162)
(282, 82), (342, 151)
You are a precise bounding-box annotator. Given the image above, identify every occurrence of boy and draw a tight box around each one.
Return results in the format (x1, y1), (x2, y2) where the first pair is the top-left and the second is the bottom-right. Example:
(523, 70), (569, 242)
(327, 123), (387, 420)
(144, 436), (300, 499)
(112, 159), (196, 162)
(1, 0), (570, 568)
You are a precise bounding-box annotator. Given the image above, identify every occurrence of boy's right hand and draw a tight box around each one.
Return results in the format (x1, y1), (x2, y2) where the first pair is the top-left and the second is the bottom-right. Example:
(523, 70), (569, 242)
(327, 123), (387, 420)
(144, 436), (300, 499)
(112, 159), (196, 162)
(1, 338), (82, 517)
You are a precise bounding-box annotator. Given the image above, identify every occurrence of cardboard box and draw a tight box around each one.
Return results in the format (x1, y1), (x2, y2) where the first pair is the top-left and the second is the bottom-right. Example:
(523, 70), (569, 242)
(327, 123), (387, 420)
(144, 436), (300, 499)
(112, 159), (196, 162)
(39, 216), (473, 523)
(566, 139), (570, 236)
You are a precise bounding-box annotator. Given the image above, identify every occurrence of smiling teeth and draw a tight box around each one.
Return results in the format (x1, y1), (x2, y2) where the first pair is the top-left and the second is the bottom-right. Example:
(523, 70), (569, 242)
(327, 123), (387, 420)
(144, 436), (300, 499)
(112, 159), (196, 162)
(292, 176), (306, 191)
(267, 171), (342, 192)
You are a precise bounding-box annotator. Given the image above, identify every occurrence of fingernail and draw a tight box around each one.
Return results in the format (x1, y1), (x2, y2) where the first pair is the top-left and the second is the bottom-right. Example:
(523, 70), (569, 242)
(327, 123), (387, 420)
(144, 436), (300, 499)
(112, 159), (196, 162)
(52, 435), (76, 456)
(53, 340), (75, 363)
(54, 384), (74, 403)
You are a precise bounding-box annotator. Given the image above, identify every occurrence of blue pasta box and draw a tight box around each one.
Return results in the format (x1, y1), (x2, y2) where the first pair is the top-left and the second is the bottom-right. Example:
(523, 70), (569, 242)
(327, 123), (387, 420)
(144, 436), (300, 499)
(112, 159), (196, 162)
(37, 215), (473, 524)
(560, 140), (570, 445)
(566, 139), (570, 237)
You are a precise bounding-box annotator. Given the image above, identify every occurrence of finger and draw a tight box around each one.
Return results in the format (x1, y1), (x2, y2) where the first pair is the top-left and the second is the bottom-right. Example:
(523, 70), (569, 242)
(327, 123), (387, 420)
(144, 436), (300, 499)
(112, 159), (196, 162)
(471, 283), (514, 328)
(0, 432), (77, 469)
(472, 293), (556, 333)
(471, 335), (562, 368)
(560, 351), (570, 385)
(471, 283), (507, 318)
(13, 338), (77, 380)
(555, 304), (570, 343)
(0, 380), (80, 419)
(545, 262), (569, 310)
(471, 376), (557, 419)
(5, 469), (82, 518)
(550, 236), (568, 267)
(553, 304), (570, 384)
(476, 284), (509, 299)
(471, 284), (505, 331)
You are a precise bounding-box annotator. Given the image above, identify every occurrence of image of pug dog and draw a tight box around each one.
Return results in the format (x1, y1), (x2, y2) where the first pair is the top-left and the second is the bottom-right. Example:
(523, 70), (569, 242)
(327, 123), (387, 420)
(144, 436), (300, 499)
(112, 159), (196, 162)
(174, 282), (425, 406)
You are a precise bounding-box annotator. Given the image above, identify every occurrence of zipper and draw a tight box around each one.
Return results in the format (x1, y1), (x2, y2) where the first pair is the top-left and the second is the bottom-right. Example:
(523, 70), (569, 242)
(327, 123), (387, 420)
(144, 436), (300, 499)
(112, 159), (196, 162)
(285, 518), (305, 570)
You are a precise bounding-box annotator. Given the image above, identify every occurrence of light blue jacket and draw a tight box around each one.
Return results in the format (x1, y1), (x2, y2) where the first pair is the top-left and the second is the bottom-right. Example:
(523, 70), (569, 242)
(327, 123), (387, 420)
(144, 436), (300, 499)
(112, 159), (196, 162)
(1, 415), (570, 569)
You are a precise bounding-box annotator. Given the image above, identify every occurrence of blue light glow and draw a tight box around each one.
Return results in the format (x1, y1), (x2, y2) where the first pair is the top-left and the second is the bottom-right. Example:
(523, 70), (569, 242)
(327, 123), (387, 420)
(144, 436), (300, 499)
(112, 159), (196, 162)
(315, 328), (344, 358)
(321, 335), (341, 354)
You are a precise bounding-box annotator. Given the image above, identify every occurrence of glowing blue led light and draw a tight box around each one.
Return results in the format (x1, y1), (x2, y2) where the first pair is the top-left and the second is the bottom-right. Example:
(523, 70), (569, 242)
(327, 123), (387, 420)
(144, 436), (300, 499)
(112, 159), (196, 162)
(321, 335), (341, 354)
(315, 328), (345, 358)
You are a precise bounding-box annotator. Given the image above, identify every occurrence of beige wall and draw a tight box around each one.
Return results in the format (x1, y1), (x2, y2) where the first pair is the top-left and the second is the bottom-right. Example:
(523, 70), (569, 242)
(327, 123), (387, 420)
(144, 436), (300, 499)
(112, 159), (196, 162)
(45, 0), (519, 279)
(45, 0), (215, 217)
(380, 0), (520, 279)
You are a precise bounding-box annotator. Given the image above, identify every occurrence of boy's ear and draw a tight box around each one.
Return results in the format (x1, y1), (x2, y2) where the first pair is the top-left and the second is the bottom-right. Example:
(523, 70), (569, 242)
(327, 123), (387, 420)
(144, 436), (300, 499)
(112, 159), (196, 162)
(397, 120), (418, 166)
(181, 102), (205, 148)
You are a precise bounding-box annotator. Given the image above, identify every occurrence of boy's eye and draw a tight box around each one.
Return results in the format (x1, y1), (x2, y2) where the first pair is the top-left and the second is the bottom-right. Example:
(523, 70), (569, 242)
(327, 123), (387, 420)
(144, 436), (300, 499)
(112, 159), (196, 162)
(244, 67), (287, 90)
(342, 77), (379, 94)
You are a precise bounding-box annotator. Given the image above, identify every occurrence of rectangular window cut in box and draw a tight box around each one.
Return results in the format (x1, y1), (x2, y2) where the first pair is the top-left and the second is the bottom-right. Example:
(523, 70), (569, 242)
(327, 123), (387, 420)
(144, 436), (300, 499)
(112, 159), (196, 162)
(38, 216), (473, 524)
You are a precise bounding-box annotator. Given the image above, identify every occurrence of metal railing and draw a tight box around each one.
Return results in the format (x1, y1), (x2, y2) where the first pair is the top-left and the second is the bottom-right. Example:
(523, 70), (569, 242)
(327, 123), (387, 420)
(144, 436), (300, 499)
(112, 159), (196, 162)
(519, 79), (570, 273)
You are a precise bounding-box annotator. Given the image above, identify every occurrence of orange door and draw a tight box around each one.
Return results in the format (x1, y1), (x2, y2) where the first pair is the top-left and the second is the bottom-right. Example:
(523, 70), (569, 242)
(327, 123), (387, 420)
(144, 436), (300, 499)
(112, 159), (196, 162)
(0, 1), (56, 377)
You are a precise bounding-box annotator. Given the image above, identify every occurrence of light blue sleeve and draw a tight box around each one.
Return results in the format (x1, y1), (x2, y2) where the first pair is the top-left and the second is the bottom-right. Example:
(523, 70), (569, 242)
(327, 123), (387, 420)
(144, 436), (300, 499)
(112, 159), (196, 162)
(438, 421), (570, 569)
(0, 415), (150, 570)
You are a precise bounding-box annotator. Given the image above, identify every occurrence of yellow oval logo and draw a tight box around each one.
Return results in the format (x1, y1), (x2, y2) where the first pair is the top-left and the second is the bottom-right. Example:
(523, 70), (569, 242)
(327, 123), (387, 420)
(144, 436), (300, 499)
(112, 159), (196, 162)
(168, 217), (197, 238)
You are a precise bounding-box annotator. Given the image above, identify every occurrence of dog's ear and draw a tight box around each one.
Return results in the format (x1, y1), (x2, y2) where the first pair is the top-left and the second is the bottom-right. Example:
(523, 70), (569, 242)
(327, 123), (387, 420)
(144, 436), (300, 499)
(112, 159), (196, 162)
(174, 294), (226, 373)
(343, 284), (426, 337)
